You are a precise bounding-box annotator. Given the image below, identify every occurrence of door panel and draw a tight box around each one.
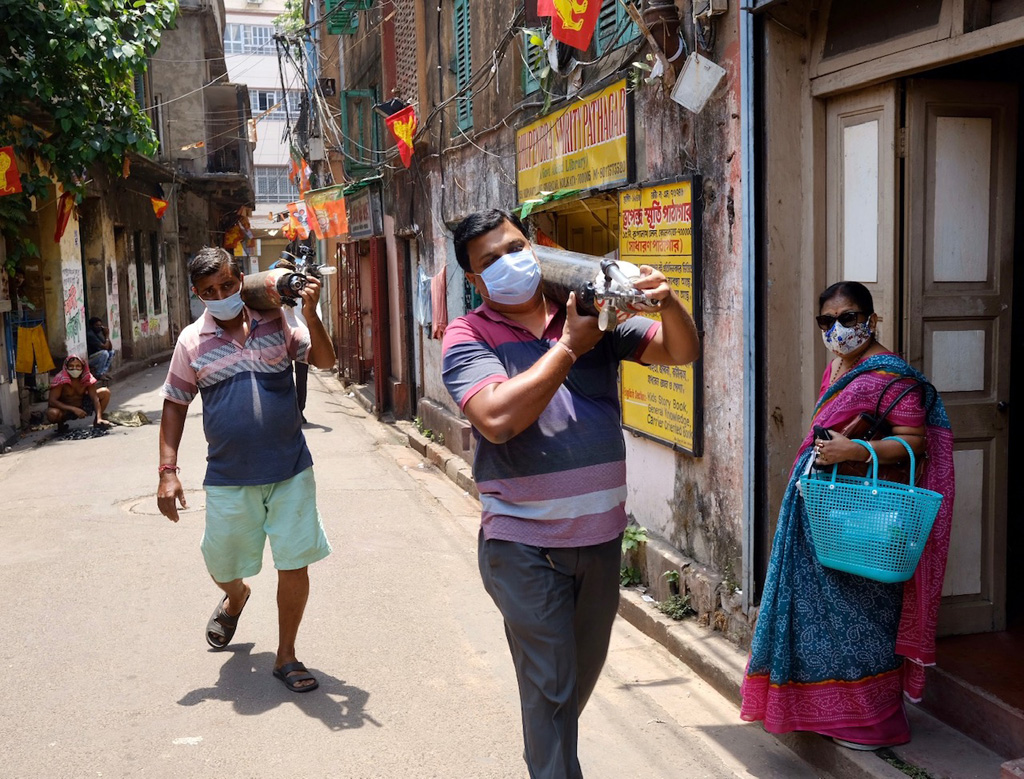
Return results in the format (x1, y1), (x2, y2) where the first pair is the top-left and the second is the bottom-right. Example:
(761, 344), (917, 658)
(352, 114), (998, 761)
(826, 84), (900, 346)
(905, 79), (1016, 635)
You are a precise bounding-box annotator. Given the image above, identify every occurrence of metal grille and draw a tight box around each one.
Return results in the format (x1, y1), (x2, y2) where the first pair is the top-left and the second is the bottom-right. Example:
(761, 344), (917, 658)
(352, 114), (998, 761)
(394, 0), (418, 103)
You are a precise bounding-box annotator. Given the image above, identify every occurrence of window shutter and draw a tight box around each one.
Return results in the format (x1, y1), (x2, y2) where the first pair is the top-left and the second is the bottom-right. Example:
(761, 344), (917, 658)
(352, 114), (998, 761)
(595, 0), (639, 55)
(522, 31), (544, 95)
(454, 0), (472, 130)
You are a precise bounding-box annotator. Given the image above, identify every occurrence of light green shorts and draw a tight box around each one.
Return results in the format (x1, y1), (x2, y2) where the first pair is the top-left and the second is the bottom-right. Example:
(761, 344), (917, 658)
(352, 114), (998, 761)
(202, 467), (331, 583)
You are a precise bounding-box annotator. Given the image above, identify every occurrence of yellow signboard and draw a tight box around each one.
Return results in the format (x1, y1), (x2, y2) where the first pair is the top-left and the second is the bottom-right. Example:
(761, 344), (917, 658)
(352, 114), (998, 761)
(618, 180), (702, 455)
(516, 79), (631, 205)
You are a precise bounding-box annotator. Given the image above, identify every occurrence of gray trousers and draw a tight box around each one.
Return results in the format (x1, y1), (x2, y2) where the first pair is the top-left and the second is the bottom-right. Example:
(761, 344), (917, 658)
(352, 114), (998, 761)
(478, 532), (623, 779)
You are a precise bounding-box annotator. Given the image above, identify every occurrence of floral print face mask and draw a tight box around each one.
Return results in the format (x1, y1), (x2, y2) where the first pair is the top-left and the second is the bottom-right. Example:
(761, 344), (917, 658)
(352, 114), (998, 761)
(821, 321), (873, 355)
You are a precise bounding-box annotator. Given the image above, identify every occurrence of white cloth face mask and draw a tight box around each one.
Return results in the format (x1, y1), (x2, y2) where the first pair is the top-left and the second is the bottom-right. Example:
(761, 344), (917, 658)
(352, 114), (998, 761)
(821, 321), (873, 355)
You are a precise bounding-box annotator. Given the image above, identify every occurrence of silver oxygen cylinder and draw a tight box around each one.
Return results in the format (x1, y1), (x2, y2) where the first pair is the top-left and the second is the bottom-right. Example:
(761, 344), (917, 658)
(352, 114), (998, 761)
(240, 268), (308, 310)
(533, 245), (658, 331)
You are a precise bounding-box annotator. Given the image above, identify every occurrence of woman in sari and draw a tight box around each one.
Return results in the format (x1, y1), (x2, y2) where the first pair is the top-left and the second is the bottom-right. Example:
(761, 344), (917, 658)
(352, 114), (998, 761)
(740, 281), (955, 749)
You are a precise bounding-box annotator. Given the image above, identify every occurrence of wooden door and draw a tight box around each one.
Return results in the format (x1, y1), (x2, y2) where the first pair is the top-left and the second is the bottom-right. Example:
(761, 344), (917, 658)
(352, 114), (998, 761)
(904, 80), (1017, 635)
(825, 84), (900, 346)
(369, 237), (390, 416)
(337, 241), (363, 383)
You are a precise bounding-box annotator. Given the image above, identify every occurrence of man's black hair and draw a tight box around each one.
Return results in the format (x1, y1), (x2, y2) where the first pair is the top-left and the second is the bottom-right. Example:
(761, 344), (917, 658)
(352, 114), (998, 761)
(453, 209), (528, 272)
(89, 316), (103, 327)
(188, 247), (241, 288)
(819, 281), (874, 315)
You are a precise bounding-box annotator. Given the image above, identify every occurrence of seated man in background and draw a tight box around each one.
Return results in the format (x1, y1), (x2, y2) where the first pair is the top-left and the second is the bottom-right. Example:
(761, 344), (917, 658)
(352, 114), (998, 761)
(46, 354), (111, 434)
(86, 316), (115, 380)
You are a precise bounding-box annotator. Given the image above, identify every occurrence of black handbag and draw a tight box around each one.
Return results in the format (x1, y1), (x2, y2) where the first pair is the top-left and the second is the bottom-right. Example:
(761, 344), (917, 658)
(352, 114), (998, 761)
(835, 376), (937, 483)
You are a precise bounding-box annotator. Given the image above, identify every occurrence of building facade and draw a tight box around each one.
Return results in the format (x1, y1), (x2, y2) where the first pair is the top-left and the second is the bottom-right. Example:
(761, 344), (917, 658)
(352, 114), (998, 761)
(316, 0), (1021, 758)
(0, 0), (253, 432)
(753, 0), (1023, 757)
(223, 0), (304, 272)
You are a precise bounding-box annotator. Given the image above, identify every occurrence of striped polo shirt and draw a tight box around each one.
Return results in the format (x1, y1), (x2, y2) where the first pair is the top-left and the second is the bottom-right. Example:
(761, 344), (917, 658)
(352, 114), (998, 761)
(161, 306), (312, 487)
(442, 301), (659, 548)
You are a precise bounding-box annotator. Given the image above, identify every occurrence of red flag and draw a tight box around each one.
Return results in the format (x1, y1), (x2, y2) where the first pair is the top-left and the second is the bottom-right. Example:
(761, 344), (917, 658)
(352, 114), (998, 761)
(550, 0), (601, 50)
(54, 191), (75, 242)
(151, 197), (169, 219)
(385, 105), (417, 168)
(0, 146), (22, 196)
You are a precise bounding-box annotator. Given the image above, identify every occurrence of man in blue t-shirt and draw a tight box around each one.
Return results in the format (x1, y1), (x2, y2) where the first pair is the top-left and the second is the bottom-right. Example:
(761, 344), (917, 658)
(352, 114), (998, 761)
(156, 247), (336, 693)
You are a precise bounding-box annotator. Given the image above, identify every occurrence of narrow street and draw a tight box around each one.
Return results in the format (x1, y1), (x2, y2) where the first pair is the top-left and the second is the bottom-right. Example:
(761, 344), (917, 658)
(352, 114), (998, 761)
(0, 365), (814, 779)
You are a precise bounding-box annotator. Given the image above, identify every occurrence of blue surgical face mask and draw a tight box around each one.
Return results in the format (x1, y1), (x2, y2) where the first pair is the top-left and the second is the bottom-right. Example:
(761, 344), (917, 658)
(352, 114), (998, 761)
(479, 248), (541, 305)
(204, 290), (244, 321)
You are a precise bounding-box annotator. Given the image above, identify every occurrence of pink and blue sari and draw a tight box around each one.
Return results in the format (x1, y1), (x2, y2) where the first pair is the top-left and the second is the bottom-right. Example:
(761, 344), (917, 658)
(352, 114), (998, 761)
(740, 353), (955, 745)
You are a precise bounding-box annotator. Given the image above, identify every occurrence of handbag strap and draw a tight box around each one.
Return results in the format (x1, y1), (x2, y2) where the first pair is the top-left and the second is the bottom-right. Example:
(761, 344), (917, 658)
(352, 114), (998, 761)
(865, 377), (937, 439)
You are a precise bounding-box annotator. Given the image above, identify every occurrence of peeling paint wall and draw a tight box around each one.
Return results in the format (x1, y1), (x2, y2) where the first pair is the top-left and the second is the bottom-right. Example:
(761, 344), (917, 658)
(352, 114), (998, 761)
(377, 0), (751, 631)
(623, 15), (747, 589)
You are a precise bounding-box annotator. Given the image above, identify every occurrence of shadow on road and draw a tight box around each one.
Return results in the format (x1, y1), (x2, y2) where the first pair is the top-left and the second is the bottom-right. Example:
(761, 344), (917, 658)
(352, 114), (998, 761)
(177, 643), (381, 731)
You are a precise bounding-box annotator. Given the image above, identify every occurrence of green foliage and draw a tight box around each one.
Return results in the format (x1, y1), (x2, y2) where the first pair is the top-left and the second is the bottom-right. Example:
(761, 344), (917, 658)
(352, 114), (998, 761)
(273, 0), (304, 56)
(619, 566), (642, 587)
(657, 593), (694, 621)
(621, 523), (647, 554)
(619, 523), (647, 587)
(662, 569), (680, 595)
(274, 0), (304, 33)
(0, 0), (177, 273)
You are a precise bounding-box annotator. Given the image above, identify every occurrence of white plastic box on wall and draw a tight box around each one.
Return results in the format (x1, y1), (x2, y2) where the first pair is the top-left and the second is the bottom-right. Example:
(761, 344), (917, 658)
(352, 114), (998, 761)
(670, 52), (727, 114)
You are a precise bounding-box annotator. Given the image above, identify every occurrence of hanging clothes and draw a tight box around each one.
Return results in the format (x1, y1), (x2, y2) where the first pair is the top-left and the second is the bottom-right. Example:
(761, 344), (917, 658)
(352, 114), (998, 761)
(414, 264), (432, 329)
(15, 324), (55, 373)
(431, 265), (449, 340)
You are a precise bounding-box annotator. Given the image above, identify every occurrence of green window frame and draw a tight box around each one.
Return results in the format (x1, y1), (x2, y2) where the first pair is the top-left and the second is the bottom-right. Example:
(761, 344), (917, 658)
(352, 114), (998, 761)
(340, 89), (379, 176)
(453, 0), (472, 130)
(521, 30), (545, 95)
(595, 0), (639, 55)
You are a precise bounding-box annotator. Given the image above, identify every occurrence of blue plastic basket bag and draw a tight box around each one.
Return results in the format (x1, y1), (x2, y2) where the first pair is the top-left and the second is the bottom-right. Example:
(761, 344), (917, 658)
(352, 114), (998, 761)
(799, 437), (944, 583)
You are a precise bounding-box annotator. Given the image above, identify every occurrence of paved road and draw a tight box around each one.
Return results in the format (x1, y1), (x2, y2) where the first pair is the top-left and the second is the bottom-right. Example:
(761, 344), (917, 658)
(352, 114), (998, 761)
(0, 363), (815, 778)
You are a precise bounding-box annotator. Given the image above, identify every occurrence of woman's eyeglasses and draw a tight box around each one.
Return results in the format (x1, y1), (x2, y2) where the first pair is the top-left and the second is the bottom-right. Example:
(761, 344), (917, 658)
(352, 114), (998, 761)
(816, 311), (866, 331)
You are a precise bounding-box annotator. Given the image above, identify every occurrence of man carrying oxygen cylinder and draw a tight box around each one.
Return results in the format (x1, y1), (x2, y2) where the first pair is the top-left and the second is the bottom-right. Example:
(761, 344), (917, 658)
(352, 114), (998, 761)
(156, 247), (335, 693)
(442, 209), (700, 778)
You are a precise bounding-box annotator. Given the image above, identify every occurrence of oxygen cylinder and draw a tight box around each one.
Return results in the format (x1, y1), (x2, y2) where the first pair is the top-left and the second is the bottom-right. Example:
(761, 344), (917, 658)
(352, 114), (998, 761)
(534, 245), (604, 316)
(240, 268), (308, 310)
(533, 246), (655, 329)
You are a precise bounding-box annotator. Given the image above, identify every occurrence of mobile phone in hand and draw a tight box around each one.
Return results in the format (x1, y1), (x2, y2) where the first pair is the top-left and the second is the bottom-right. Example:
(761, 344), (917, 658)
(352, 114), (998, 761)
(813, 425), (832, 441)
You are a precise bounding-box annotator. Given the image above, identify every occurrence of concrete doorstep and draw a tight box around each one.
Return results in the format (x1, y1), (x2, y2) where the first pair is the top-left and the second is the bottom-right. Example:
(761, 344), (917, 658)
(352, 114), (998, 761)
(389, 422), (1011, 779)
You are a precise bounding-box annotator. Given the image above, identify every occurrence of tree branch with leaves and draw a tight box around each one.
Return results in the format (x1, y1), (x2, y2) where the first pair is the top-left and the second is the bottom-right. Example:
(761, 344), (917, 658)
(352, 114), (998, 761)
(0, 0), (178, 276)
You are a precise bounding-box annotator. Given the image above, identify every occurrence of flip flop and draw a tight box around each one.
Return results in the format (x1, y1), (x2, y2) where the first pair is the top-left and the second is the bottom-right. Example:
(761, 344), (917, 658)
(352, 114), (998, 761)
(205, 587), (250, 650)
(273, 661), (319, 693)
